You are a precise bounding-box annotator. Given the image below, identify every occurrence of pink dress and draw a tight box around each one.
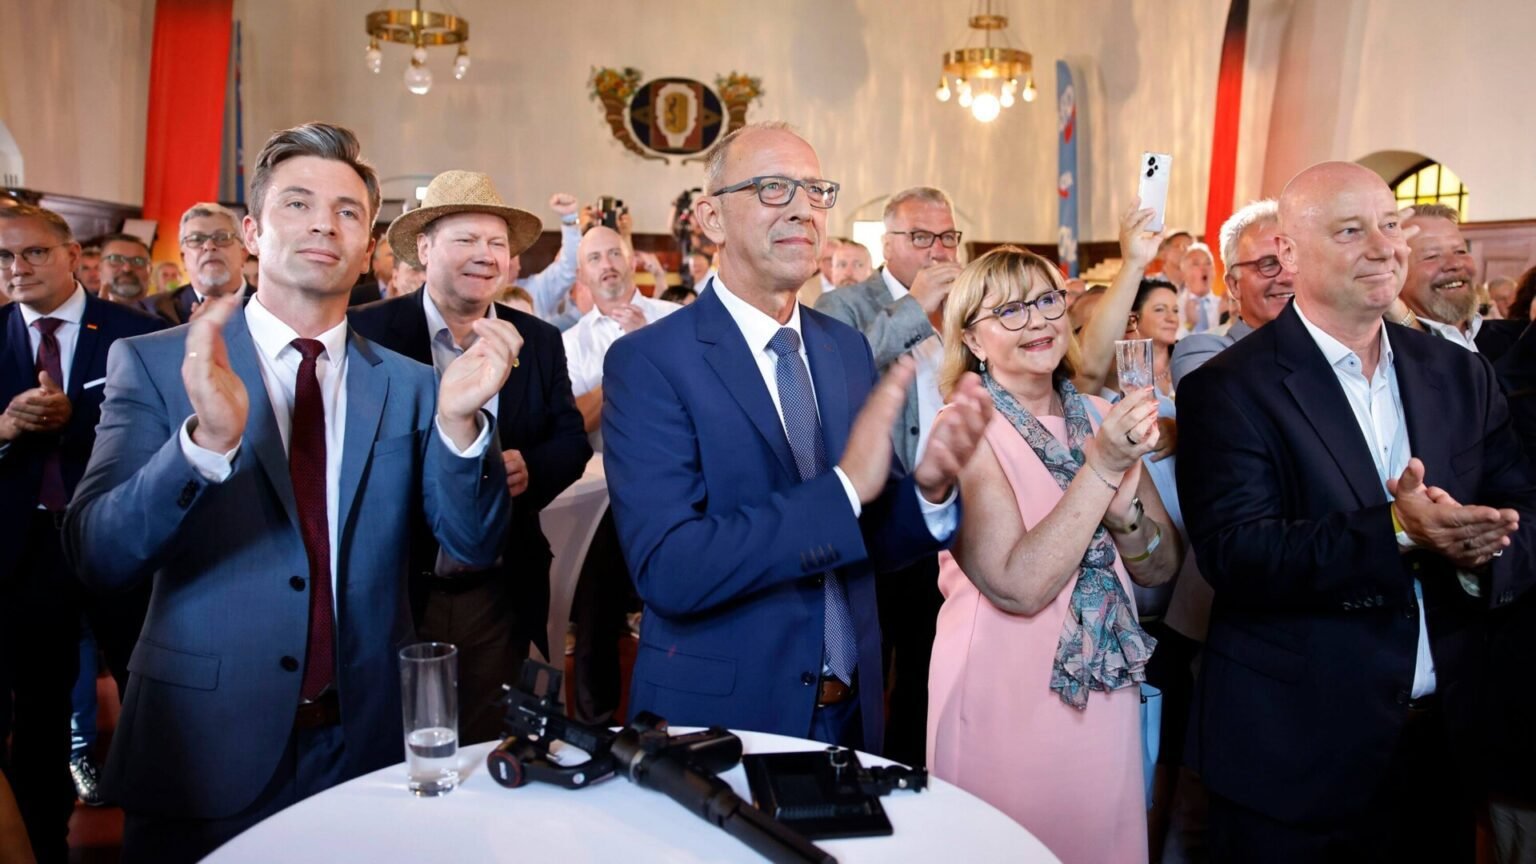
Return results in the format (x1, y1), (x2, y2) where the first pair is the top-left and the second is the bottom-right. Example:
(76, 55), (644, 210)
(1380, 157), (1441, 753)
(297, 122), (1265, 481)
(927, 404), (1147, 864)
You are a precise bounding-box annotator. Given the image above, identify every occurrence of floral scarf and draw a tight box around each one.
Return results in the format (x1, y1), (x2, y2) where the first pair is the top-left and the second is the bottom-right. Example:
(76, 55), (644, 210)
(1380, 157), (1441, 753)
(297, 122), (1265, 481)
(983, 372), (1156, 709)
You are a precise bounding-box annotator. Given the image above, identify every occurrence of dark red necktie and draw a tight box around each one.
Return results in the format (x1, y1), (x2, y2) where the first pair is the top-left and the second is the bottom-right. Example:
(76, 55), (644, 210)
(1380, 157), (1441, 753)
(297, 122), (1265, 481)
(33, 317), (67, 511)
(289, 338), (334, 700)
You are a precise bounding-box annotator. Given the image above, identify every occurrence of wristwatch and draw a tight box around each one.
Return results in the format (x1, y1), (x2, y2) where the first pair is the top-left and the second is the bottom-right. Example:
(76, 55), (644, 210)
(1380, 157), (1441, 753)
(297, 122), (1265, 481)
(1104, 496), (1143, 535)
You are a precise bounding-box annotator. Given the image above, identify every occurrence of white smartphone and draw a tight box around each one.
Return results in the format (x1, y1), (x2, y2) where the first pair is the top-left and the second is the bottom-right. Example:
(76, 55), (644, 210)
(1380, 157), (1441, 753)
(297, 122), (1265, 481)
(1137, 152), (1173, 233)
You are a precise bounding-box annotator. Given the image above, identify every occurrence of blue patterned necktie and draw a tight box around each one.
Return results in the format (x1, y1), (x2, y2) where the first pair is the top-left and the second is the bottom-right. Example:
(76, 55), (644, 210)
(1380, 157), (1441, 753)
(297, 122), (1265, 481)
(1195, 297), (1210, 332)
(768, 327), (857, 685)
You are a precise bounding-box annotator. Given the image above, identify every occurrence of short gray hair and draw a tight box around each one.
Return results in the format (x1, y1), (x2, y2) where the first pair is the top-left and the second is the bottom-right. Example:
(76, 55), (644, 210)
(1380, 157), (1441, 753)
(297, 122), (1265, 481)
(248, 123), (380, 225)
(704, 121), (796, 194)
(883, 187), (954, 227)
(1409, 202), (1460, 223)
(1219, 199), (1279, 267)
(179, 201), (241, 233)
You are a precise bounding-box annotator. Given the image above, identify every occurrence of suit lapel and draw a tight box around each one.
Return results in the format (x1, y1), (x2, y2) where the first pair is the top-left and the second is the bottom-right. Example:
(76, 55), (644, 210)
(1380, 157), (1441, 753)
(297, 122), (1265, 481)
(696, 285), (798, 480)
(2, 307), (31, 396)
(493, 303), (530, 441)
(337, 329), (387, 536)
(226, 310), (301, 525)
(1389, 325), (1445, 474)
(802, 311), (851, 462)
(69, 296), (109, 398)
(390, 292), (435, 366)
(1274, 306), (1388, 507)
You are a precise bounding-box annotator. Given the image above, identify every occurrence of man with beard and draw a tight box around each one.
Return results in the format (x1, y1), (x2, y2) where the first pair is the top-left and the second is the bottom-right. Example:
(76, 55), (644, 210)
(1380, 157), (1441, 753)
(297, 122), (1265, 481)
(95, 234), (154, 307)
(831, 240), (873, 288)
(143, 203), (253, 326)
(1397, 203), (1528, 361)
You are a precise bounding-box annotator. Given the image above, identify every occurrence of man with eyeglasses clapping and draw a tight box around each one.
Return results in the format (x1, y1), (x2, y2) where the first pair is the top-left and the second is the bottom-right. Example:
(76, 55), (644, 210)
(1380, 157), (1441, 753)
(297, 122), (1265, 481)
(813, 185), (964, 767)
(142, 203), (253, 326)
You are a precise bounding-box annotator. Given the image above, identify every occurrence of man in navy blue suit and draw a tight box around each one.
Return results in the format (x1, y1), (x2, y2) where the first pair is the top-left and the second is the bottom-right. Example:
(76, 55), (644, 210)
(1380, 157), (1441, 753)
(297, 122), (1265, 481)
(602, 123), (992, 752)
(1176, 162), (1536, 862)
(0, 203), (164, 862)
(64, 124), (515, 863)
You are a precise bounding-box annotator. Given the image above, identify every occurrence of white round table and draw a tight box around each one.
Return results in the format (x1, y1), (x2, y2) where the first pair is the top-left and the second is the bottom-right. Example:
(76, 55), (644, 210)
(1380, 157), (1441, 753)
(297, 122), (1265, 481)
(208, 730), (1058, 863)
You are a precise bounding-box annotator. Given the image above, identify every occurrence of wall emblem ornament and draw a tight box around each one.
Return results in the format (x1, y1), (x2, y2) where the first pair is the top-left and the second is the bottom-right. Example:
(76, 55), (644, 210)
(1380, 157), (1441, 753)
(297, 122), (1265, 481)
(587, 67), (763, 165)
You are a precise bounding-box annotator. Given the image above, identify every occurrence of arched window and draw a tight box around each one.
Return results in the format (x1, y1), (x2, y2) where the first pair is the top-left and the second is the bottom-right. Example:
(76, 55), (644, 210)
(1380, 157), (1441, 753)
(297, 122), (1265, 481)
(1392, 160), (1469, 221)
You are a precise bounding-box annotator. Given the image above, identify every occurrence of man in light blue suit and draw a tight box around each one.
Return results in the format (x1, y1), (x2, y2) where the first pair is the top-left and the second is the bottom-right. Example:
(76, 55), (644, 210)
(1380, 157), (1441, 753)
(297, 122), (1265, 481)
(63, 124), (516, 863)
(602, 123), (992, 754)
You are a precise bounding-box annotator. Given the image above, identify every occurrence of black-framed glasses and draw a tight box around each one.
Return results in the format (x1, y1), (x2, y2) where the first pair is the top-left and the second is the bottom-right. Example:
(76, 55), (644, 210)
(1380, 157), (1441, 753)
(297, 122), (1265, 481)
(0, 244), (62, 269)
(966, 289), (1068, 331)
(888, 230), (963, 249)
(181, 231), (240, 249)
(710, 176), (840, 209)
(102, 253), (150, 268)
(1229, 254), (1282, 277)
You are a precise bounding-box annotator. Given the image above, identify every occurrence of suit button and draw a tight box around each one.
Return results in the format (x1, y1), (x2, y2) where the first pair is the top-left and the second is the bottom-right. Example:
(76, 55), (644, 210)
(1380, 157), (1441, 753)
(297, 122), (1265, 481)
(909, 426), (919, 435)
(290, 576), (307, 591)
(801, 672), (815, 686)
(1395, 689), (1410, 706)
(1410, 561), (1421, 572)
(1404, 603), (1418, 619)
(1342, 601), (1355, 611)
(177, 480), (198, 508)
(280, 656), (300, 672)
(812, 575), (824, 586)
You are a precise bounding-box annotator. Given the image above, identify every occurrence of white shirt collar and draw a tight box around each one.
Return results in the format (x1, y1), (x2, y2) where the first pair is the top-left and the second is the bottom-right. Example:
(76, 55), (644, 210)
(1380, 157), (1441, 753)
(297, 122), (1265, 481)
(244, 295), (349, 366)
(710, 274), (804, 352)
(880, 266), (908, 301)
(1415, 313), (1481, 346)
(1294, 299), (1395, 371)
(421, 286), (495, 350)
(19, 283), (87, 326)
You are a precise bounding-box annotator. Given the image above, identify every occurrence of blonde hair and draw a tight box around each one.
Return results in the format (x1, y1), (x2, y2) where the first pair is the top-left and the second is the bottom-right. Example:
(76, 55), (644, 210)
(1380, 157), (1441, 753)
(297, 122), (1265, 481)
(939, 245), (1080, 398)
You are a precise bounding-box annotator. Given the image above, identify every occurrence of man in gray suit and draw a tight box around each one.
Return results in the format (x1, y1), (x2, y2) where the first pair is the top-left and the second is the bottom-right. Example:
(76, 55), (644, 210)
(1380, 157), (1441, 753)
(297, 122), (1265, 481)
(64, 123), (516, 863)
(814, 185), (961, 766)
(1170, 199), (1292, 389)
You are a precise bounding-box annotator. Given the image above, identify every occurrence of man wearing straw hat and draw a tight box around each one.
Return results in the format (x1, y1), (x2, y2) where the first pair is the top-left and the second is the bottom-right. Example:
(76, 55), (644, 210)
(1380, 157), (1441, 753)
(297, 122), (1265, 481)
(351, 170), (590, 743)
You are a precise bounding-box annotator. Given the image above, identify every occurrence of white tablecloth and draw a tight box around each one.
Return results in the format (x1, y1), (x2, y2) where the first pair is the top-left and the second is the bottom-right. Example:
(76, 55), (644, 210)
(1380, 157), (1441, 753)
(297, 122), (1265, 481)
(535, 454), (609, 662)
(208, 729), (1058, 863)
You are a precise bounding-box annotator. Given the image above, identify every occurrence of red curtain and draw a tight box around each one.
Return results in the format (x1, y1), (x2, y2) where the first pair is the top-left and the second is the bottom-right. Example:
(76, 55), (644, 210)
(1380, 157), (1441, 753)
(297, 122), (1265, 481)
(1203, 0), (1249, 286)
(143, 0), (234, 265)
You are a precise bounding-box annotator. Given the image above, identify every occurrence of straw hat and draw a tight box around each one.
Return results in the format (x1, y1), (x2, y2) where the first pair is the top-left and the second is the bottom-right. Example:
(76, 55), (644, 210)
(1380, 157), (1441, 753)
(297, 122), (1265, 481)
(387, 170), (542, 267)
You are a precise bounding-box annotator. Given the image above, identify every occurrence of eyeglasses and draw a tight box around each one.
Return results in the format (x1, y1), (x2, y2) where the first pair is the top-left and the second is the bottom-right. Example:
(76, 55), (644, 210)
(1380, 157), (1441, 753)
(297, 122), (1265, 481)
(102, 253), (150, 268)
(181, 231), (240, 249)
(966, 289), (1069, 331)
(888, 230), (963, 250)
(710, 176), (840, 209)
(1229, 254), (1282, 277)
(0, 244), (63, 269)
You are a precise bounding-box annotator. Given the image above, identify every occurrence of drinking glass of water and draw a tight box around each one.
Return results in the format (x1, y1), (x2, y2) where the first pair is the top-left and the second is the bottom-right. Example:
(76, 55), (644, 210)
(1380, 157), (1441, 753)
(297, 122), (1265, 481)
(1114, 338), (1155, 392)
(399, 642), (458, 796)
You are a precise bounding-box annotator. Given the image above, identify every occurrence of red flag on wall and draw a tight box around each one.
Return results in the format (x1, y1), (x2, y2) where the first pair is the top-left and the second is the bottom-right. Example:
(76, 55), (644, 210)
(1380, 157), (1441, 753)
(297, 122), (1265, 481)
(1203, 0), (1249, 287)
(142, 0), (234, 266)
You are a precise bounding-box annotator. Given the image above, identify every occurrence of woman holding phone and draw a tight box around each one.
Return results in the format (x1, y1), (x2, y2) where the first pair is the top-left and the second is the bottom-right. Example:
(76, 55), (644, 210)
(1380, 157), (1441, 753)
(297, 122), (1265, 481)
(927, 247), (1182, 863)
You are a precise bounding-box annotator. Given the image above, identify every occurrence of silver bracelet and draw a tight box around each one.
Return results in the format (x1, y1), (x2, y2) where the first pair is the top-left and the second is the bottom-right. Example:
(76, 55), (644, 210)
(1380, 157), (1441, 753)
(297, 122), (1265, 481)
(1085, 461), (1120, 492)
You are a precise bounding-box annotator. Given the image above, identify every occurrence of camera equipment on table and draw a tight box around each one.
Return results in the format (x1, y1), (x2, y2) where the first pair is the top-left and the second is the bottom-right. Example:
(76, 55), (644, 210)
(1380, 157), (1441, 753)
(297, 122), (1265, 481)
(594, 195), (627, 231)
(487, 660), (835, 864)
(744, 747), (928, 840)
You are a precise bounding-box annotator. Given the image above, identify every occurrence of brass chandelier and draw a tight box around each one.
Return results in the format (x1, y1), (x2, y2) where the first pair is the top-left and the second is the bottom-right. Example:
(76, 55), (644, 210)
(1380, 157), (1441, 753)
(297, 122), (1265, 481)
(364, 0), (470, 96)
(936, 0), (1035, 123)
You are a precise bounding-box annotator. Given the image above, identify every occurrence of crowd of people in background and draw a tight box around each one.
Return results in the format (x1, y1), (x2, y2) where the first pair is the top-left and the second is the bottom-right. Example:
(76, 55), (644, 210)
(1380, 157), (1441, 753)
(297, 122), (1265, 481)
(1, 118), (1534, 864)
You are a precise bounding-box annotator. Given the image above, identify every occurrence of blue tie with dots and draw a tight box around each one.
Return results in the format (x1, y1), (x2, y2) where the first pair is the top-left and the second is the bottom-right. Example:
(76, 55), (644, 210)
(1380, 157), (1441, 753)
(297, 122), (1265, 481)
(768, 327), (857, 685)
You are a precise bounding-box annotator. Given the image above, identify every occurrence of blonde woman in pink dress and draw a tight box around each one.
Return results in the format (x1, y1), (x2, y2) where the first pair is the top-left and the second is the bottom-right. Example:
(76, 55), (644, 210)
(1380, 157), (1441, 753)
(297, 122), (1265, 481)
(928, 247), (1183, 864)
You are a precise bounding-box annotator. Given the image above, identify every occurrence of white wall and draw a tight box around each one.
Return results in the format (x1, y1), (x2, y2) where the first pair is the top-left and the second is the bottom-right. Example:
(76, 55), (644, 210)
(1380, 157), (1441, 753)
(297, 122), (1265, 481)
(1260, 0), (1536, 220)
(8, 0), (1535, 239)
(0, 0), (154, 206)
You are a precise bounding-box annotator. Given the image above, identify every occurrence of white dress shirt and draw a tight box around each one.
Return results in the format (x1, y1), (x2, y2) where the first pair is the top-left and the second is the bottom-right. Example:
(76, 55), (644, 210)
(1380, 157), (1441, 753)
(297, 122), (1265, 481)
(562, 291), (681, 397)
(180, 296), (491, 604)
(422, 288), (499, 419)
(1294, 300), (1434, 697)
(711, 275), (956, 538)
(1416, 314), (1483, 353)
(880, 267), (945, 461)
(18, 283), (88, 388)
(1179, 290), (1225, 337)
